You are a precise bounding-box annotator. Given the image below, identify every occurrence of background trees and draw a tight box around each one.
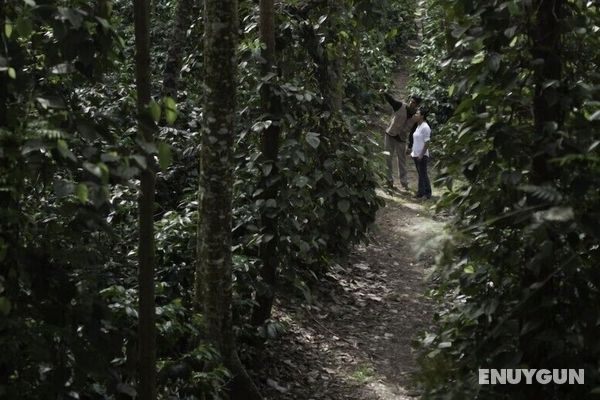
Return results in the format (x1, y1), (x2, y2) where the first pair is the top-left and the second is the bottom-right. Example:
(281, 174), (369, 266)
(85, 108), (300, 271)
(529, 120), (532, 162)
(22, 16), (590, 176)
(0, 0), (411, 398)
(251, 0), (281, 329)
(6, 0), (598, 399)
(195, 0), (263, 398)
(133, 0), (157, 397)
(412, 1), (600, 398)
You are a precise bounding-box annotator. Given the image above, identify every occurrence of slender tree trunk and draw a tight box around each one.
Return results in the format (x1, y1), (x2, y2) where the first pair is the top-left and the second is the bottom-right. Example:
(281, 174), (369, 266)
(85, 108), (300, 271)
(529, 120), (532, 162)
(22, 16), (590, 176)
(195, 0), (262, 398)
(322, 0), (343, 113)
(302, 0), (343, 114)
(530, 0), (564, 185)
(251, 0), (281, 328)
(96, 0), (112, 19)
(0, 0), (7, 127)
(0, 0), (12, 315)
(0, 67), (6, 129)
(0, 12), (23, 385)
(161, 0), (199, 98)
(532, 0), (563, 141)
(133, 0), (157, 398)
(523, 3), (563, 399)
(442, 15), (455, 53)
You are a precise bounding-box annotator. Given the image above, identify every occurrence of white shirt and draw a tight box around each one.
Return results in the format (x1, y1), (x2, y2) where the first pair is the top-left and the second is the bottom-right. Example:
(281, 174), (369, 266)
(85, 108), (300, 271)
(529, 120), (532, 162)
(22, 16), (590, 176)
(411, 121), (431, 157)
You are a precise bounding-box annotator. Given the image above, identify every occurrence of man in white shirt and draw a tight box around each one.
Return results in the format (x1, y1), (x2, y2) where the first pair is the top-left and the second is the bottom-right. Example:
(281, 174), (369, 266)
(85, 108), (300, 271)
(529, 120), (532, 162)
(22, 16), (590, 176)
(383, 93), (421, 190)
(410, 108), (432, 199)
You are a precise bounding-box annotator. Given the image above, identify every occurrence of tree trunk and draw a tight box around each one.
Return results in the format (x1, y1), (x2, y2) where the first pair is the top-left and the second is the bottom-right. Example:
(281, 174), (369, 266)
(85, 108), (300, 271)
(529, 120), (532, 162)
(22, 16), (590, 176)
(442, 15), (455, 53)
(161, 0), (199, 98)
(133, 0), (157, 398)
(0, 65), (6, 129)
(251, 0), (281, 328)
(96, 0), (112, 20)
(0, 0), (7, 127)
(303, 0), (344, 114)
(532, 0), (563, 131)
(531, 0), (564, 184)
(195, 0), (262, 398)
(523, 3), (563, 400)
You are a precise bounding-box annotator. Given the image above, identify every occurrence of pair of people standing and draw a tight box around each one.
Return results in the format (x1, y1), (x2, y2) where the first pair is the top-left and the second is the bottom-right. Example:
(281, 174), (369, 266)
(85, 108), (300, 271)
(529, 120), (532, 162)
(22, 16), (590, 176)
(383, 93), (432, 199)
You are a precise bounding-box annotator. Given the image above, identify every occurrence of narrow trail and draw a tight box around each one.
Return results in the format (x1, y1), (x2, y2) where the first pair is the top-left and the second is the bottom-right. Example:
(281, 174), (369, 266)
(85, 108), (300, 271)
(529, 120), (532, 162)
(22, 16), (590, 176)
(256, 65), (445, 399)
(257, 174), (444, 400)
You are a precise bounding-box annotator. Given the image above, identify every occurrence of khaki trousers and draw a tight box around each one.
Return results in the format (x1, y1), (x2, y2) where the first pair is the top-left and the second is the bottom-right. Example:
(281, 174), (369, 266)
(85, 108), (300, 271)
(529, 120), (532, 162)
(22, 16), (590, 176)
(384, 133), (408, 186)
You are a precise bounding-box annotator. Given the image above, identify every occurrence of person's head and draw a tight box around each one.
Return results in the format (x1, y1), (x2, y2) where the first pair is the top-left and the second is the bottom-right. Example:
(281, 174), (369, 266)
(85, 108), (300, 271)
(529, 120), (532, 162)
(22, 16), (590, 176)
(415, 107), (429, 123)
(408, 95), (422, 111)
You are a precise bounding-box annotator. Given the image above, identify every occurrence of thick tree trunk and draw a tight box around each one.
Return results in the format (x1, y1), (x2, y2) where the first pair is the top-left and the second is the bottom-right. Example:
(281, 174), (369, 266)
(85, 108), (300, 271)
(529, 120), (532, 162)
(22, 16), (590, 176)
(195, 0), (262, 398)
(133, 0), (157, 398)
(161, 0), (199, 98)
(251, 0), (281, 328)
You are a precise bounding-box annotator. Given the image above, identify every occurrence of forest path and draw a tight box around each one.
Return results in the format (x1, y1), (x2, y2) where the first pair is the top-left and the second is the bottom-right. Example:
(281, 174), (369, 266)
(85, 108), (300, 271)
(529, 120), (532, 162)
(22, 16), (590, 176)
(257, 65), (444, 399)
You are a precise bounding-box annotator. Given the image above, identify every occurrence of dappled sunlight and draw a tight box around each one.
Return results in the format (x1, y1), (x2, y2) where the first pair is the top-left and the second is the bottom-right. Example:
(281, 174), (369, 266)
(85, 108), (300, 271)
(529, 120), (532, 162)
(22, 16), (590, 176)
(259, 180), (442, 399)
(397, 217), (447, 259)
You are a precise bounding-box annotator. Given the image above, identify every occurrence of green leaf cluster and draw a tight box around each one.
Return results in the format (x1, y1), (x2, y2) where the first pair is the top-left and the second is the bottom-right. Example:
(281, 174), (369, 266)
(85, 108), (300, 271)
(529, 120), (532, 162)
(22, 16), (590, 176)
(412, 1), (600, 399)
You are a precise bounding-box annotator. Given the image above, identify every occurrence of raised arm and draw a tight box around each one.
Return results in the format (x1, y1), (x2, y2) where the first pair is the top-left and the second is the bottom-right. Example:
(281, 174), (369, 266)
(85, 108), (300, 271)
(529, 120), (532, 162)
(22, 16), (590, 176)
(384, 93), (403, 112)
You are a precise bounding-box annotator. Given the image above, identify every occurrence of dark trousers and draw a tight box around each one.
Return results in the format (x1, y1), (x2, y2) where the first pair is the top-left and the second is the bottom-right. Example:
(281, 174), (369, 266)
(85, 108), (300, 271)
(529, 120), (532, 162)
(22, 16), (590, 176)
(413, 156), (431, 198)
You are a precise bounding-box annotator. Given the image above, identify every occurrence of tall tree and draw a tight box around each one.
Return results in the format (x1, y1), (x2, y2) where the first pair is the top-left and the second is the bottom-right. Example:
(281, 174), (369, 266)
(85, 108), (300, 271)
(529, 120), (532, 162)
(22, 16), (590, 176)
(251, 0), (282, 327)
(195, 0), (262, 398)
(133, 0), (157, 398)
(162, 0), (199, 98)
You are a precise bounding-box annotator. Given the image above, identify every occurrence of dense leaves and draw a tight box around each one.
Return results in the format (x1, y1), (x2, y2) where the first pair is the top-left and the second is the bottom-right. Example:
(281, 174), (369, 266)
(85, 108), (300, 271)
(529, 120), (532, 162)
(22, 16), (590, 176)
(0, 0), (415, 398)
(414, 1), (600, 398)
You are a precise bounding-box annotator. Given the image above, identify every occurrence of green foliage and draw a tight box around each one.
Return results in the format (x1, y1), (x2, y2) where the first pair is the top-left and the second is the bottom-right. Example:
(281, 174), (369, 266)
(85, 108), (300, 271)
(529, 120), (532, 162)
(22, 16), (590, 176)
(406, 3), (457, 128)
(0, 2), (130, 398)
(1, 0), (417, 398)
(0, 1), (221, 397)
(230, 0), (411, 300)
(414, 1), (600, 398)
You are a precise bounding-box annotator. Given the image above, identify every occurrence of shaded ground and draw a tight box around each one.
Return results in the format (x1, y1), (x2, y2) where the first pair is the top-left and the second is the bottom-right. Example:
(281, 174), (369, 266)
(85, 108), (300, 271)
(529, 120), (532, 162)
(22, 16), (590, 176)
(256, 187), (444, 399)
(254, 116), (446, 398)
(254, 53), (445, 398)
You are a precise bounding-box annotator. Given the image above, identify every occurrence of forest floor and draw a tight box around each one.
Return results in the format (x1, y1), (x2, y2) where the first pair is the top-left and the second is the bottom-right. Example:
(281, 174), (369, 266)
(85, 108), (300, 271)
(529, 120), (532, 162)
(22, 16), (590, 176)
(255, 64), (447, 399)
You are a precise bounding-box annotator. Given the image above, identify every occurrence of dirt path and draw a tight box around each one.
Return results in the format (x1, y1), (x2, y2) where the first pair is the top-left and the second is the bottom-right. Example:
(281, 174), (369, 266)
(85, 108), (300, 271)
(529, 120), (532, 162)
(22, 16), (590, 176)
(256, 132), (445, 399)
(255, 57), (444, 398)
(256, 177), (444, 399)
